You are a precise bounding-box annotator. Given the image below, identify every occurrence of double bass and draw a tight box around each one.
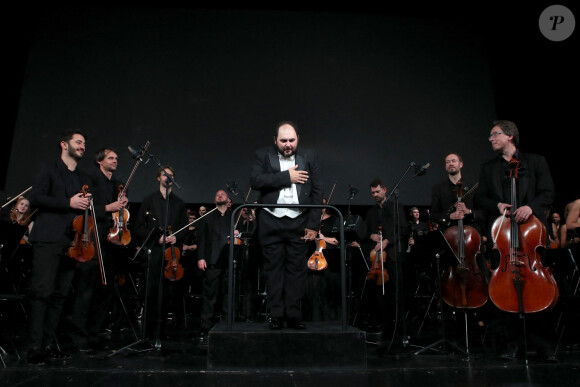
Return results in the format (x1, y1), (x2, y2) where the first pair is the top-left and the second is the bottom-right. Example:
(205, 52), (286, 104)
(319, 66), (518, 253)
(441, 182), (488, 309)
(488, 158), (558, 313)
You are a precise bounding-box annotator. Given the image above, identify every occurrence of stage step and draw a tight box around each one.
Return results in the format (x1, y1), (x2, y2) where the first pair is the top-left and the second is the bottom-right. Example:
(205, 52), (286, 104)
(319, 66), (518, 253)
(207, 321), (367, 370)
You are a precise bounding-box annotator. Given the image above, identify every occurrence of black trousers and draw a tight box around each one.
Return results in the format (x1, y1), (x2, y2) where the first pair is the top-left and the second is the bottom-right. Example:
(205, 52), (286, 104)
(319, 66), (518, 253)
(28, 237), (77, 350)
(257, 211), (308, 321)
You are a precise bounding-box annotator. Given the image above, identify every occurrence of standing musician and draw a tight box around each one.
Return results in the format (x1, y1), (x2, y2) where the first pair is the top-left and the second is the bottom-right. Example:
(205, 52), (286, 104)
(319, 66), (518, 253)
(196, 189), (237, 342)
(353, 179), (406, 336)
(133, 165), (188, 340)
(430, 153), (482, 234)
(68, 147), (129, 352)
(430, 152), (488, 340)
(406, 207), (429, 253)
(250, 121), (323, 330)
(476, 120), (557, 361)
(26, 130), (93, 364)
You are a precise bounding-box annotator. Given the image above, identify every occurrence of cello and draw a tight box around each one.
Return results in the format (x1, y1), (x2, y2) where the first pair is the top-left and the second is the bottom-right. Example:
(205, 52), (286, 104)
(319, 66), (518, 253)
(164, 226), (184, 281)
(488, 158), (558, 313)
(441, 182), (488, 308)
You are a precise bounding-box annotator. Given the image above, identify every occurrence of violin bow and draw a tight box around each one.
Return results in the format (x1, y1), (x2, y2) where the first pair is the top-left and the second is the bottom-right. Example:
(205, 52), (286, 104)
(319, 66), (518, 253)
(170, 206), (219, 237)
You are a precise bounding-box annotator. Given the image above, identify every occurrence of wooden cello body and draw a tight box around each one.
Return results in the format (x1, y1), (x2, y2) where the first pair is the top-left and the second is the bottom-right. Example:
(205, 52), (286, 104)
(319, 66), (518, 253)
(488, 158), (558, 313)
(489, 213), (558, 313)
(442, 224), (488, 308)
(441, 183), (488, 309)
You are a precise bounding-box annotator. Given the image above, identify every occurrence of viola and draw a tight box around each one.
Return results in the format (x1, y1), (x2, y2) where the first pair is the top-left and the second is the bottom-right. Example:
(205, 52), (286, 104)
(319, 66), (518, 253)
(307, 238), (328, 270)
(68, 185), (96, 263)
(108, 184), (131, 246)
(488, 158), (558, 313)
(164, 226), (184, 281)
(441, 181), (488, 309)
(366, 226), (389, 290)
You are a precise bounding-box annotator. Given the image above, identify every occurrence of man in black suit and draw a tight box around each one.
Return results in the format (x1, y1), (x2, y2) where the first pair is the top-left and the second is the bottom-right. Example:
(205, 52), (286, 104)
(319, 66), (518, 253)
(27, 130), (92, 364)
(133, 165), (188, 340)
(68, 147), (129, 352)
(476, 120), (557, 362)
(250, 121), (323, 330)
(196, 189), (235, 341)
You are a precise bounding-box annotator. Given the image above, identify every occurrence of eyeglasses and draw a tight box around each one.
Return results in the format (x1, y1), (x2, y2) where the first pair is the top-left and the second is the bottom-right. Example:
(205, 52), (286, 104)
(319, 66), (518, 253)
(488, 131), (504, 139)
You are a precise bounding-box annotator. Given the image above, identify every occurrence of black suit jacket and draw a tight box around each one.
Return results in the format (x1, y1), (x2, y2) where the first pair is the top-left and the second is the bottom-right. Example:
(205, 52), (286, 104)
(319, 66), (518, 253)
(476, 150), (554, 234)
(28, 159), (93, 243)
(250, 145), (323, 231)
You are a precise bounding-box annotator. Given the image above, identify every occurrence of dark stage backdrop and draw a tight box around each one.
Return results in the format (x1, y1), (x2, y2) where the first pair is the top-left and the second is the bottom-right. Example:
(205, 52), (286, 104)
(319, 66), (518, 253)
(5, 6), (574, 211)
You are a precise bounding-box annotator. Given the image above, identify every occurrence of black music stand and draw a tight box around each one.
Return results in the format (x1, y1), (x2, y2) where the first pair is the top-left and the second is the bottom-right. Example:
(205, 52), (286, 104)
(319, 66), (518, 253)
(107, 224), (162, 358)
(413, 230), (467, 356)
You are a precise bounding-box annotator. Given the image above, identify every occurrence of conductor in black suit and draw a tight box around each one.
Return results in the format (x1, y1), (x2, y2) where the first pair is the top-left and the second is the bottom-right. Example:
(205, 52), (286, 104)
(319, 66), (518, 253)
(250, 121), (323, 330)
(26, 130), (93, 364)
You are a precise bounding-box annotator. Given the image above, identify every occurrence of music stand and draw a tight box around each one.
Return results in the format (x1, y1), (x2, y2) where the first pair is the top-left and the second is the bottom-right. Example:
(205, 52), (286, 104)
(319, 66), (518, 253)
(107, 225), (162, 358)
(413, 230), (467, 356)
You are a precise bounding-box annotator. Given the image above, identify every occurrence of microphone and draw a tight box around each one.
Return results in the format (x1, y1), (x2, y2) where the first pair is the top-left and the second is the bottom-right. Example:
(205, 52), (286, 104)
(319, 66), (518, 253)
(226, 181), (239, 196)
(415, 163), (431, 176)
(128, 145), (144, 161)
(348, 185), (359, 200)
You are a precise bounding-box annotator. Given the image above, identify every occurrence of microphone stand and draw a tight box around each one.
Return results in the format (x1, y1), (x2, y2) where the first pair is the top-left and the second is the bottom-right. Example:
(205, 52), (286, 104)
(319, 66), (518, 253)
(107, 223), (161, 357)
(379, 162), (416, 355)
(129, 144), (183, 353)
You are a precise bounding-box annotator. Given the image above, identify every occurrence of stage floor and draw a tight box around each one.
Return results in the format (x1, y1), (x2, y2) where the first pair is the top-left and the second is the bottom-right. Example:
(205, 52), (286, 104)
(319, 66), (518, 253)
(2, 319), (580, 387)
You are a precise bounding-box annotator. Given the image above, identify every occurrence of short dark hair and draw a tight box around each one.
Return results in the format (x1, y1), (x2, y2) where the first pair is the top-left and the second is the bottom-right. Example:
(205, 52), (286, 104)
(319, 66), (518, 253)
(275, 121), (299, 138)
(369, 179), (386, 189)
(492, 120), (519, 147)
(58, 129), (86, 151)
(94, 147), (117, 165)
(157, 165), (176, 178)
(446, 153), (463, 163)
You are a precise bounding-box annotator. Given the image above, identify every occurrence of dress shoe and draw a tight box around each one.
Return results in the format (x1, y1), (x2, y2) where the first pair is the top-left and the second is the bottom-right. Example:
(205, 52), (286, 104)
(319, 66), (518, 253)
(268, 318), (283, 330)
(27, 349), (47, 365)
(287, 319), (306, 330)
(43, 345), (72, 360)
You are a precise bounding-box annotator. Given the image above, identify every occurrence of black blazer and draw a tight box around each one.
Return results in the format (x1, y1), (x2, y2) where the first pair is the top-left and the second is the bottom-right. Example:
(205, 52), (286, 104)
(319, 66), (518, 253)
(28, 159), (92, 243)
(476, 150), (554, 232)
(250, 145), (324, 231)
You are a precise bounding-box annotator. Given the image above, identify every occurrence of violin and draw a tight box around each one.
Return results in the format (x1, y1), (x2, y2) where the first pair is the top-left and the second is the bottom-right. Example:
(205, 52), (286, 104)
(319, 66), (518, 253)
(366, 226), (389, 290)
(107, 141), (150, 245)
(68, 185), (96, 263)
(307, 238), (328, 270)
(441, 181), (488, 309)
(164, 226), (184, 281)
(108, 184), (131, 246)
(488, 158), (558, 313)
(307, 183), (336, 272)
